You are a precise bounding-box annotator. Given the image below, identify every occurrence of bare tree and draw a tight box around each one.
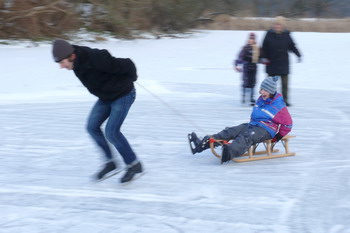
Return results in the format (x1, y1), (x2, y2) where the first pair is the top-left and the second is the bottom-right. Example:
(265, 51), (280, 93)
(0, 0), (349, 40)
(0, 0), (79, 39)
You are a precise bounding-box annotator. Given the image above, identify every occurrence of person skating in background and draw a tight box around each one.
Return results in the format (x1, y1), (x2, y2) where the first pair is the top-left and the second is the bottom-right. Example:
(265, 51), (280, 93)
(52, 39), (143, 183)
(261, 16), (302, 106)
(234, 32), (260, 106)
(189, 76), (293, 164)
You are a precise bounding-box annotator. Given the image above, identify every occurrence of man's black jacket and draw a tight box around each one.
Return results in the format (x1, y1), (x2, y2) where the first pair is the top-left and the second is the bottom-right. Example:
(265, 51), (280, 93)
(262, 29), (301, 76)
(72, 45), (137, 101)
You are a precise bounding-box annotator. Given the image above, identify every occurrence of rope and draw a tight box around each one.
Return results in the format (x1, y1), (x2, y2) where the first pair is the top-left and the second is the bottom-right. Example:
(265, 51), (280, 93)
(135, 81), (207, 135)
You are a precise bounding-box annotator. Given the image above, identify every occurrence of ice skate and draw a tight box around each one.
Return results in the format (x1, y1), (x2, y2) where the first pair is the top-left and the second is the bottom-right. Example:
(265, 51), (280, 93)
(95, 161), (121, 181)
(120, 161), (143, 183)
(188, 132), (211, 154)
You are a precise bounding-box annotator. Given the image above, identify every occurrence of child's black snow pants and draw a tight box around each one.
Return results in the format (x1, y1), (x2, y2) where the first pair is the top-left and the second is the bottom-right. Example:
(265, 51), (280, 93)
(212, 123), (272, 158)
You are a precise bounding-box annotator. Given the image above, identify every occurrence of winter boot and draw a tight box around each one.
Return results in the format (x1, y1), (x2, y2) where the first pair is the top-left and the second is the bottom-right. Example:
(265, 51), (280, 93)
(242, 88), (246, 104)
(96, 161), (117, 180)
(221, 144), (232, 164)
(188, 132), (211, 154)
(250, 88), (255, 106)
(120, 161), (143, 183)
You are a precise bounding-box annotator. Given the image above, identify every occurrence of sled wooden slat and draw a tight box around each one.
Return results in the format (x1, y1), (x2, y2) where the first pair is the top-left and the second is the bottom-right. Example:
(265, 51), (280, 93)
(233, 152), (296, 162)
(209, 135), (296, 163)
(242, 149), (280, 156)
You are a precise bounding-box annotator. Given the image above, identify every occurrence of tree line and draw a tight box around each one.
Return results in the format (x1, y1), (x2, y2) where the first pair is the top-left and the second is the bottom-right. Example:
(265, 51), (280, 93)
(0, 0), (348, 40)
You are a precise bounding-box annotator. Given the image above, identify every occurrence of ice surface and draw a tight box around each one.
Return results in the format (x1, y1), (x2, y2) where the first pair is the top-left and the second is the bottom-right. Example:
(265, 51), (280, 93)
(1, 30), (350, 233)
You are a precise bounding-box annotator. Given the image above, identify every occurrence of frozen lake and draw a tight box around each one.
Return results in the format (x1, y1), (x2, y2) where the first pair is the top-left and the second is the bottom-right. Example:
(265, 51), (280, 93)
(1, 30), (350, 233)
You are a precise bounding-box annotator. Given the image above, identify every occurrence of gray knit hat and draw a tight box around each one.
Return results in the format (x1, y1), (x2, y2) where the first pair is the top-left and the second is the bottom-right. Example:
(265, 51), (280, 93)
(260, 76), (279, 94)
(52, 39), (74, 62)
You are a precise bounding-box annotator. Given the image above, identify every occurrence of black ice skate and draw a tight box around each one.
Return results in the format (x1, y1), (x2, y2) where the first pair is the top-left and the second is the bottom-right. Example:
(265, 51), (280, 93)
(188, 132), (211, 154)
(95, 161), (119, 181)
(120, 161), (143, 183)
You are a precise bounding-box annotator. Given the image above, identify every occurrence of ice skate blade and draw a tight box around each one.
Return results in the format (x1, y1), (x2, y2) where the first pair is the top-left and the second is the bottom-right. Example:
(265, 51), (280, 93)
(120, 171), (146, 186)
(94, 167), (125, 183)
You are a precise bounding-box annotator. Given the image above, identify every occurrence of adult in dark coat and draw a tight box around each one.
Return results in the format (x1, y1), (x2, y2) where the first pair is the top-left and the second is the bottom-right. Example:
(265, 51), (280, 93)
(261, 16), (302, 106)
(52, 39), (142, 183)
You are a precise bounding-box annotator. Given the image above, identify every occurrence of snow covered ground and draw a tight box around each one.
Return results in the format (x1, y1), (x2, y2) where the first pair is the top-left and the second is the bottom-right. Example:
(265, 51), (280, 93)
(1, 30), (350, 233)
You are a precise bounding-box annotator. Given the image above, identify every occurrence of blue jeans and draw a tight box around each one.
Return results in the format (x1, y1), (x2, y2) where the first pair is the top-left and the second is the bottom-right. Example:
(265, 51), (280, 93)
(87, 88), (137, 165)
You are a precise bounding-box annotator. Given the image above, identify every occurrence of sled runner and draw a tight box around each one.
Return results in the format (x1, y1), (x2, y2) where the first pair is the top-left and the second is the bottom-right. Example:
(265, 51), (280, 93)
(209, 135), (296, 162)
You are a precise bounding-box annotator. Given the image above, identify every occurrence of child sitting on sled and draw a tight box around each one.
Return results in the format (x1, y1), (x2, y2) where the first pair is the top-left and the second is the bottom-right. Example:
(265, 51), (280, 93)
(188, 76), (293, 164)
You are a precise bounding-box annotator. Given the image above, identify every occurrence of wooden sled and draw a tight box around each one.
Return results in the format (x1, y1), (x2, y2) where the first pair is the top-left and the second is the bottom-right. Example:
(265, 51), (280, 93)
(209, 135), (296, 162)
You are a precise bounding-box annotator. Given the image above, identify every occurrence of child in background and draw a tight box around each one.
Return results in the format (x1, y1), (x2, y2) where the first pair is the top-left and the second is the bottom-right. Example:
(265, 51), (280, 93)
(234, 32), (260, 106)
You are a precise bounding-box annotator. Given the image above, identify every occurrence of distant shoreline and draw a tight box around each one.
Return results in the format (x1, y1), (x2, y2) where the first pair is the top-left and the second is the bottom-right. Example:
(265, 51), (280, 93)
(196, 16), (350, 33)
